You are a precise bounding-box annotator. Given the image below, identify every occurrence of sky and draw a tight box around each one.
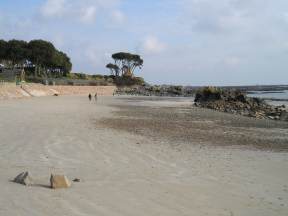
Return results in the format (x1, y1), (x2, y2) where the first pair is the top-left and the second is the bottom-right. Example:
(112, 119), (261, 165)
(0, 0), (288, 86)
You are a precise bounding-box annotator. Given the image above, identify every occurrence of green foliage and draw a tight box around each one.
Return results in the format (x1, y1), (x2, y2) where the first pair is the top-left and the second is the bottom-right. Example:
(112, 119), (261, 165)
(106, 52), (145, 86)
(0, 39), (72, 78)
(66, 73), (115, 84)
(108, 52), (143, 77)
(167, 85), (183, 95)
(52, 51), (72, 76)
(106, 63), (119, 76)
(114, 76), (145, 86)
(202, 86), (221, 95)
(67, 73), (87, 79)
(6, 40), (28, 65)
(195, 86), (222, 102)
(28, 40), (55, 67)
(0, 40), (7, 61)
(91, 74), (104, 80)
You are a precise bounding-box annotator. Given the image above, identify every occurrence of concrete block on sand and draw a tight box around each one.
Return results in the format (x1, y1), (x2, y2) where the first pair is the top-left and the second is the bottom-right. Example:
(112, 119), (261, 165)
(50, 174), (71, 189)
(13, 171), (33, 186)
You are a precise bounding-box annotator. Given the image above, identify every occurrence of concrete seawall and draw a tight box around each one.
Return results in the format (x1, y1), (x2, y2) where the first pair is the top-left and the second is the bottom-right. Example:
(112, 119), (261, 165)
(0, 83), (116, 100)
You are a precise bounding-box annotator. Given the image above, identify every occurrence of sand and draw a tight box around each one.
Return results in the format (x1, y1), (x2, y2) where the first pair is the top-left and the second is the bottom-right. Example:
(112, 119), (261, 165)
(0, 96), (287, 216)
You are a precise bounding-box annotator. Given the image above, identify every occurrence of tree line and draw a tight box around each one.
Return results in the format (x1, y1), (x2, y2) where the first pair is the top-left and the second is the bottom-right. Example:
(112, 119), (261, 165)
(0, 39), (72, 77)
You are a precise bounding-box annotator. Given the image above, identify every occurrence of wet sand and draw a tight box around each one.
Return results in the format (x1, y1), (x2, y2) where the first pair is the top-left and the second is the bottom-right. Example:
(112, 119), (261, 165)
(101, 96), (288, 151)
(0, 96), (287, 216)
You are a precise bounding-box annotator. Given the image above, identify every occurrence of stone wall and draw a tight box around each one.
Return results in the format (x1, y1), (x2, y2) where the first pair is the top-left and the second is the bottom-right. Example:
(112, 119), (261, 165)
(0, 83), (30, 100)
(50, 85), (116, 96)
(0, 83), (116, 100)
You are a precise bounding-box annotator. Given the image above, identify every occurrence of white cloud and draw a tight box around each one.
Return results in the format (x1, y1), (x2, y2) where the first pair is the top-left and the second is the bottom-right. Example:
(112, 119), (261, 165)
(85, 46), (110, 69)
(41, 0), (66, 17)
(40, 0), (122, 24)
(218, 12), (248, 30)
(111, 10), (125, 24)
(223, 56), (241, 66)
(283, 12), (288, 23)
(179, 0), (261, 34)
(80, 6), (97, 23)
(141, 36), (166, 54)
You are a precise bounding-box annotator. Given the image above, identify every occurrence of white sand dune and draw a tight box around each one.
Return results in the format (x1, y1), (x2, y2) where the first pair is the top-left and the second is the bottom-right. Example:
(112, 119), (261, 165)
(0, 96), (287, 216)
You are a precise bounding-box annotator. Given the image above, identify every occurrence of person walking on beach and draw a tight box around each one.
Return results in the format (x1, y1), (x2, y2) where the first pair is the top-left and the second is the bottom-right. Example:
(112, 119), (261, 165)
(88, 93), (92, 101)
(94, 93), (98, 101)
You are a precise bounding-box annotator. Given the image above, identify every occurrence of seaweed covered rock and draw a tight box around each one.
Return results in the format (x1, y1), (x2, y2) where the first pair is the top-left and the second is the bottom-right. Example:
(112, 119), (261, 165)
(194, 87), (287, 121)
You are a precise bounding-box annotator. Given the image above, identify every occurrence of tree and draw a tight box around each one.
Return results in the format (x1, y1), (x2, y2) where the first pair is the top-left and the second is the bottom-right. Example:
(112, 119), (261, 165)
(52, 51), (72, 77)
(0, 40), (7, 62)
(6, 40), (28, 67)
(26, 39), (72, 77)
(59, 51), (72, 76)
(0, 38), (72, 78)
(106, 63), (119, 76)
(110, 52), (143, 76)
(28, 40), (56, 76)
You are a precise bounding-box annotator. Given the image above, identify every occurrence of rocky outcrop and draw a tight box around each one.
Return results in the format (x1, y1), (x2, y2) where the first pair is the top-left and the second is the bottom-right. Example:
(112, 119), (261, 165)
(194, 87), (287, 121)
(116, 85), (196, 97)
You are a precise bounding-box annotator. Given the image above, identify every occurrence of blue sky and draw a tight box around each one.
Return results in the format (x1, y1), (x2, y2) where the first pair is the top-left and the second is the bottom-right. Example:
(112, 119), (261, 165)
(1, 0), (288, 85)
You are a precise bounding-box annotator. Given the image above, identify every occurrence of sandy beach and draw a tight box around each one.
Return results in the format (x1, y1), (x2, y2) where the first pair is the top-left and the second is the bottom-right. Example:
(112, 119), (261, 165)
(0, 96), (288, 216)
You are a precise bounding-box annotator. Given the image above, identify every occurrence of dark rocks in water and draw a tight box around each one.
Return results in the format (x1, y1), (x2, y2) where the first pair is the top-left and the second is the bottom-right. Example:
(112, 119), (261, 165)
(194, 87), (287, 121)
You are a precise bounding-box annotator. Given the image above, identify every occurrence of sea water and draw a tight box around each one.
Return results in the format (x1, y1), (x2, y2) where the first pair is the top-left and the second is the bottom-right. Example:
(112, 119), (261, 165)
(247, 90), (288, 107)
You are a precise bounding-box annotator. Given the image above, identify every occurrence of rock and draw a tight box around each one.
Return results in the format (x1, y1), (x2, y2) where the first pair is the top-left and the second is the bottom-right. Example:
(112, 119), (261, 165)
(50, 174), (71, 189)
(116, 85), (195, 97)
(195, 87), (222, 102)
(280, 111), (288, 121)
(13, 171), (33, 186)
(194, 87), (288, 121)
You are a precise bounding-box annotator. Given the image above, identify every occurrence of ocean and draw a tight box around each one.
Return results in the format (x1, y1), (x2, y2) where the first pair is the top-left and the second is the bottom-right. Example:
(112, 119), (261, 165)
(247, 90), (288, 107)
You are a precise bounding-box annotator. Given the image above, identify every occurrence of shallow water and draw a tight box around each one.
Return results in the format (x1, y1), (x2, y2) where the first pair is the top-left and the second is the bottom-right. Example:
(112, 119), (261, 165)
(247, 90), (288, 100)
(247, 90), (288, 106)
